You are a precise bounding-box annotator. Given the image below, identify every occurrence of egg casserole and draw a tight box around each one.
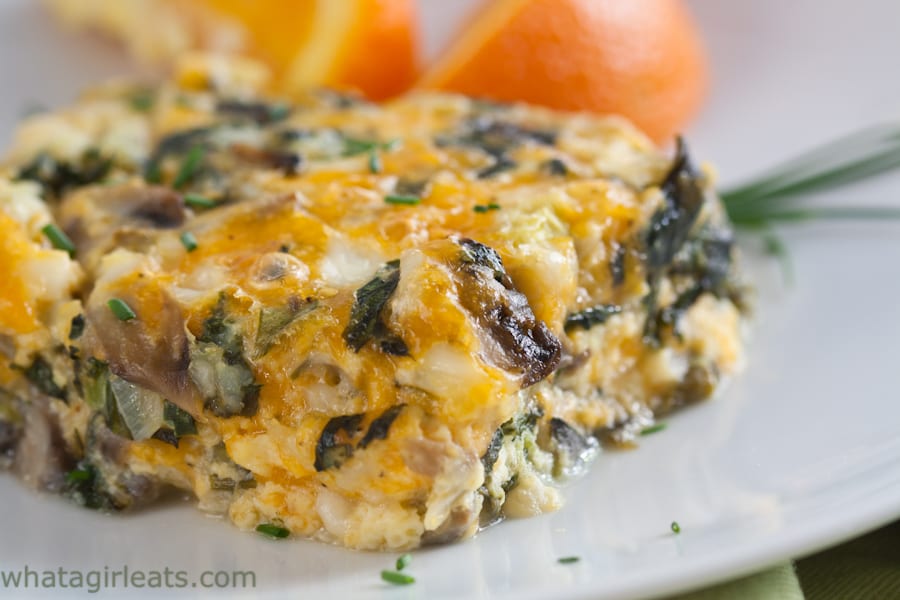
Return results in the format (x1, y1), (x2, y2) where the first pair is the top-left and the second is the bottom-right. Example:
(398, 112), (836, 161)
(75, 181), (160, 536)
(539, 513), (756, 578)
(0, 58), (745, 550)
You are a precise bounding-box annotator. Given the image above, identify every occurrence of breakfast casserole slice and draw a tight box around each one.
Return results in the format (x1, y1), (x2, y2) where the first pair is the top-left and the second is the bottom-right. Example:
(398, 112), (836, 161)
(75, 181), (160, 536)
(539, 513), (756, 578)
(0, 57), (745, 550)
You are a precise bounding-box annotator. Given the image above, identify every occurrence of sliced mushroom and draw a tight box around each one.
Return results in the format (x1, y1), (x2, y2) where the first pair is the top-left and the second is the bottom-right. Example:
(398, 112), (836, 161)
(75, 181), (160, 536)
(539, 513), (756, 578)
(450, 238), (561, 387)
(57, 182), (186, 268)
(85, 283), (198, 416)
(13, 397), (74, 493)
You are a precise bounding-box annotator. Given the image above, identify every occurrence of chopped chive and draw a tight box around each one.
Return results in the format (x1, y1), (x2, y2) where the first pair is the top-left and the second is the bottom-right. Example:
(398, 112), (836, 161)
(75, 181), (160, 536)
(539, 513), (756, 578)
(671, 521), (681, 534)
(381, 570), (415, 586)
(344, 137), (400, 157)
(343, 138), (377, 156)
(180, 231), (198, 252)
(558, 556), (580, 564)
(385, 194), (421, 206)
(368, 148), (382, 174)
(172, 145), (205, 189)
(473, 203), (501, 213)
(41, 223), (76, 256)
(395, 553), (412, 571)
(107, 298), (137, 322)
(640, 423), (667, 436)
(183, 193), (218, 209)
(66, 468), (92, 483)
(256, 523), (290, 539)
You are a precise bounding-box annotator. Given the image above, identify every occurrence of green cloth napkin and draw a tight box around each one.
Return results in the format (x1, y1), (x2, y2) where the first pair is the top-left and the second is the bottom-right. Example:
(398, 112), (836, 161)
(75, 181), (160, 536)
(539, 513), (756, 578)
(668, 520), (900, 599)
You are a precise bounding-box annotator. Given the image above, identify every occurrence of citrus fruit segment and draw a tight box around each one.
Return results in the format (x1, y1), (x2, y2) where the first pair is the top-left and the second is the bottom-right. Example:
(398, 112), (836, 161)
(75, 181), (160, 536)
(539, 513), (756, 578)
(418, 0), (709, 142)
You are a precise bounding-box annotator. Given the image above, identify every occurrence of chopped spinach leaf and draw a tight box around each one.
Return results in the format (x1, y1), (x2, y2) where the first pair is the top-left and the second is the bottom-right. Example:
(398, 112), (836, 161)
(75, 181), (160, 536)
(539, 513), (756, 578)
(609, 245), (626, 287)
(647, 228), (736, 340)
(314, 414), (364, 471)
(359, 405), (405, 449)
(66, 468), (93, 484)
(342, 260), (403, 352)
(151, 428), (179, 447)
(481, 428), (504, 474)
(256, 299), (319, 355)
(476, 156), (516, 179)
(210, 472), (257, 491)
(190, 297), (261, 418)
(23, 356), (65, 400)
(438, 118), (557, 158)
(646, 138), (706, 273)
(17, 149), (112, 198)
(163, 401), (197, 437)
(542, 158), (569, 176)
(216, 99), (292, 124)
(378, 333), (409, 356)
(64, 461), (106, 510)
(69, 314), (85, 340)
(642, 138), (709, 343)
(81, 357), (111, 412)
(564, 304), (622, 332)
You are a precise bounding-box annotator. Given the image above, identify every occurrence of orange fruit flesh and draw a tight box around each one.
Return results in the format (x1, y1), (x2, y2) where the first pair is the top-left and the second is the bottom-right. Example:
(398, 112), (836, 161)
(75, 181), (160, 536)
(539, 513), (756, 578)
(196, 0), (419, 100)
(418, 0), (708, 142)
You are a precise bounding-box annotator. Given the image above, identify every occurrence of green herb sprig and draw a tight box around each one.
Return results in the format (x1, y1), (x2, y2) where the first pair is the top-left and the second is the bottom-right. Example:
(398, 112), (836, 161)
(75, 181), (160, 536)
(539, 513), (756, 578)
(720, 125), (900, 226)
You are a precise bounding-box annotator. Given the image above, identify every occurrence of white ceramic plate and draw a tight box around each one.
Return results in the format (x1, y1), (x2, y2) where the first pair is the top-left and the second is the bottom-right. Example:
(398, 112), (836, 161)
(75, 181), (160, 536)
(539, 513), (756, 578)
(2, 1), (900, 598)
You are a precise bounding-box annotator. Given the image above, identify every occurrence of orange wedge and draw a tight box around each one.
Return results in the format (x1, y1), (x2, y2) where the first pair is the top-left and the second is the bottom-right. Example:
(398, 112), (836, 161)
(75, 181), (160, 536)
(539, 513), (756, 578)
(46, 0), (419, 100)
(418, 0), (708, 142)
(200, 0), (419, 100)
